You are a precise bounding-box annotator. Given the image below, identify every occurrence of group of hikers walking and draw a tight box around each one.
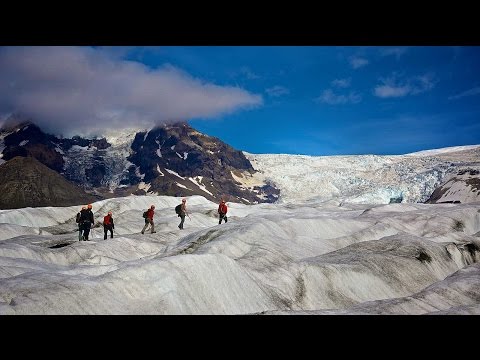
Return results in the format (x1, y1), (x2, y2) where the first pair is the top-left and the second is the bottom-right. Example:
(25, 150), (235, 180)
(75, 198), (228, 240)
(76, 204), (114, 241)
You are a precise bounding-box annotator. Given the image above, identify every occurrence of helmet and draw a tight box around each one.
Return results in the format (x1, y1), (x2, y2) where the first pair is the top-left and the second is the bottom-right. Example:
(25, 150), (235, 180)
(87, 204), (92, 209)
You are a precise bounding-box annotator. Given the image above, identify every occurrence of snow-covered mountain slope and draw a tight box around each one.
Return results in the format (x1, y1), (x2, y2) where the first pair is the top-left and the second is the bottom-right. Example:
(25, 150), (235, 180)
(0, 195), (478, 314)
(62, 128), (138, 190)
(244, 145), (480, 204)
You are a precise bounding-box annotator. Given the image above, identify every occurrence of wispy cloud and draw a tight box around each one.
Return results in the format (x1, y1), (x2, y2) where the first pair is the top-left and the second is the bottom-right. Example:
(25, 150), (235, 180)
(380, 47), (408, 59)
(349, 56), (369, 69)
(240, 66), (260, 80)
(448, 86), (480, 100)
(265, 85), (290, 97)
(0, 47), (263, 137)
(316, 89), (362, 105)
(374, 73), (437, 98)
(331, 78), (351, 88)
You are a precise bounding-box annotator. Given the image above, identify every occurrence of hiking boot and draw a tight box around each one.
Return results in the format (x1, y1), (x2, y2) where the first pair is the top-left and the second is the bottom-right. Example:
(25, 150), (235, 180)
(141, 231), (144, 234)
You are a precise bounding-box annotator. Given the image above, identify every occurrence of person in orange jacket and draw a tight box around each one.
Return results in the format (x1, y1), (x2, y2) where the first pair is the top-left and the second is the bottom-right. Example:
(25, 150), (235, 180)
(103, 211), (115, 239)
(218, 199), (228, 224)
(141, 205), (156, 234)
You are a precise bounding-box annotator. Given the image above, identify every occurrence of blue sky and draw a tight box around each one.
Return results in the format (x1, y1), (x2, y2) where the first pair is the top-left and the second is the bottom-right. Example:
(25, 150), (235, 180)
(124, 46), (480, 155)
(1, 46), (480, 155)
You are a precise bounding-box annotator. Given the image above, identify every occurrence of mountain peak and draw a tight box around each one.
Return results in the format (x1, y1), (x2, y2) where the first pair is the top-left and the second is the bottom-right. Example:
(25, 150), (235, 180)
(0, 120), (278, 206)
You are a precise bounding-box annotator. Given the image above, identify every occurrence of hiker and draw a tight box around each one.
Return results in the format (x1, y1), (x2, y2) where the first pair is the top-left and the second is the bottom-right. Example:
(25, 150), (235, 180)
(76, 206), (86, 240)
(103, 211), (115, 239)
(218, 199), (228, 224)
(79, 204), (94, 241)
(141, 205), (156, 234)
(177, 198), (188, 229)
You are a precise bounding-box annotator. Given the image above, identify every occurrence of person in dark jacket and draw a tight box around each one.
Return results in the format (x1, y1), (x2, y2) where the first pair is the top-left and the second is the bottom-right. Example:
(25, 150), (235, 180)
(79, 204), (95, 241)
(76, 206), (86, 240)
(103, 211), (115, 239)
(218, 200), (228, 224)
(141, 205), (156, 234)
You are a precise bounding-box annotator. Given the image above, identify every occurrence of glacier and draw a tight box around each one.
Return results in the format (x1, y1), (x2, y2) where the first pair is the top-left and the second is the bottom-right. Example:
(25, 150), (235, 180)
(244, 145), (480, 204)
(0, 194), (479, 314)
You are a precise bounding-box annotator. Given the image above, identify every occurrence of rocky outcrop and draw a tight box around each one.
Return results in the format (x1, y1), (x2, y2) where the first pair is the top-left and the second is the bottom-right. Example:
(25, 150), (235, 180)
(426, 169), (480, 204)
(0, 156), (99, 209)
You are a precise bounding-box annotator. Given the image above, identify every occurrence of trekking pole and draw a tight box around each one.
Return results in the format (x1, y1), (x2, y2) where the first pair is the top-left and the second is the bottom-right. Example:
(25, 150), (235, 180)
(187, 213), (191, 221)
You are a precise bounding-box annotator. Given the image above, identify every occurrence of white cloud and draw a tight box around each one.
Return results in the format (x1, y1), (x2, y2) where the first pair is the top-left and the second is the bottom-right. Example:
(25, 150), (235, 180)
(374, 85), (411, 98)
(331, 78), (351, 88)
(265, 85), (290, 97)
(349, 57), (369, 69)
(374, 73), (437, 98)
(0, 47), (263, 137)
(316, 89), (362, 105)
(380, 47), (408, 59)
(448, 86), (480, 100)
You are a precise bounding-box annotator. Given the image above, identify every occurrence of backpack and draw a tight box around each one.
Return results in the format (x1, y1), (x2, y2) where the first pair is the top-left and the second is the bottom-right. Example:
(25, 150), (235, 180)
(76, 212), (81, 223)
(104, 215), (111, 226)
(219, 203), (227, 214)
(175, 204), (182, 215)
(142, 210), (148, 219)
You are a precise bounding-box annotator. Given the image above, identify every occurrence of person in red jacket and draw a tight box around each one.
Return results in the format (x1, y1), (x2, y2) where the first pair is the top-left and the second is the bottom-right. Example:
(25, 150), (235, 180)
(103, 211), (115, 239)
(141, 205), (156, 234)
(218, 199), (228, 224)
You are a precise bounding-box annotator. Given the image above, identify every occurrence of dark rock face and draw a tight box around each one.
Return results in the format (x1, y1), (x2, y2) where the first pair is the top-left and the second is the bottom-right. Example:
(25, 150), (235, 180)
(0, 119), (279, 205)
(1, 122), (65, 172)
(0, 157), (99, 209)
(125, 122), (270, 204)
(129, 123), (253, 182)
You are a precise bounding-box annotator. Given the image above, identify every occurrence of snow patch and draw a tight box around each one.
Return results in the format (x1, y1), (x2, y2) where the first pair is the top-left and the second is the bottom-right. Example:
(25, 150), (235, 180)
(137, 182), (151, 192)
(175, 152), (189, 160)
(135, 167), (146, 181)
(0, 137), (6, 165)
(156, 164), (164, 176)
(155, 139), (163, 158)
(165, 168), (185, 180)
(230, 170), (267, 189)
(175, 182), (189, 189)
(171, 145), (175, 150)
(189, 176), (213, 196)
(70, 145), (91, 151)
(103, 129), (139, 147)
(405, 144), (480, 157)
(143, 130), (150, 142)
(19, 140), (29, 146)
